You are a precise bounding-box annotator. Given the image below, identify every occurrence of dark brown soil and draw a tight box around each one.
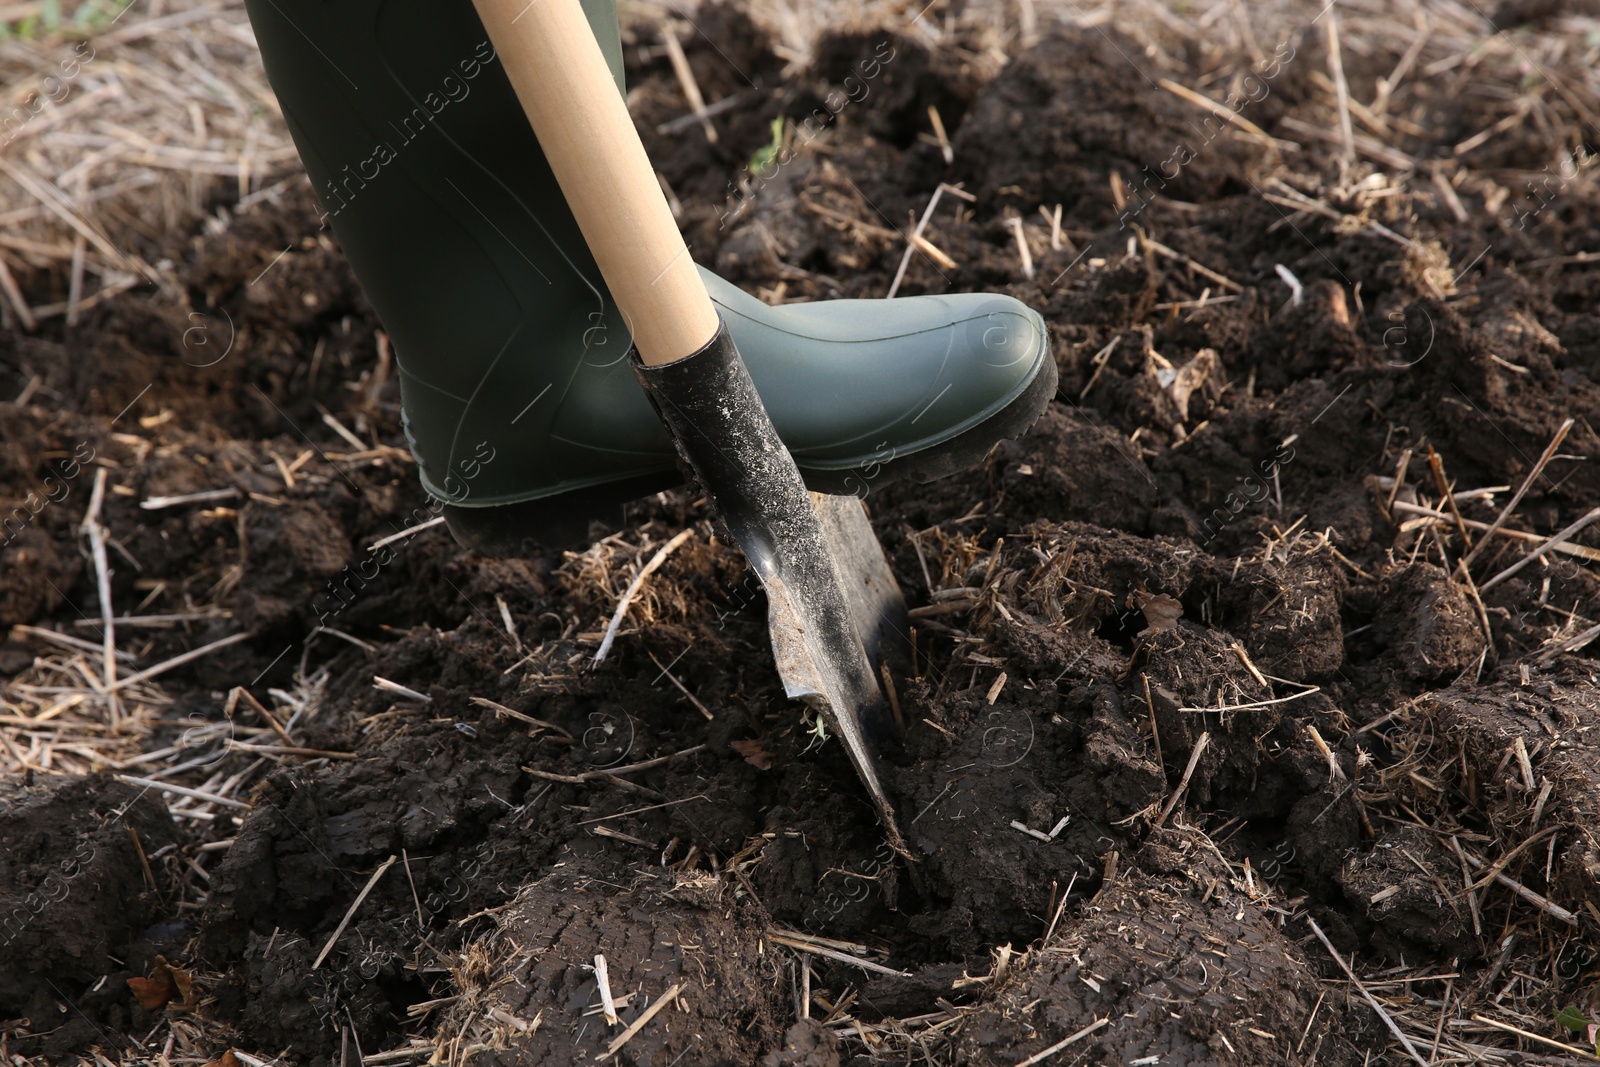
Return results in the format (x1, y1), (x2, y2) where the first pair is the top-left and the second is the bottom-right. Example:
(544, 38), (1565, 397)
(954, 832), (1369, 1067)
(0, 778), (181, 1059)
(4, 7), (1600, 1066)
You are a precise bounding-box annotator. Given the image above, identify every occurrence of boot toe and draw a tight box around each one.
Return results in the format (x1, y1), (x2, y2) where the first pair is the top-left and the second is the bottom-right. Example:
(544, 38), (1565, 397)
(706, 272), (1052, 474)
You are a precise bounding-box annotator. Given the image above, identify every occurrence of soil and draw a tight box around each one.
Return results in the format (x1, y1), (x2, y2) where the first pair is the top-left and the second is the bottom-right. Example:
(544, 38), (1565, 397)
(4, 5), (1600, 1065)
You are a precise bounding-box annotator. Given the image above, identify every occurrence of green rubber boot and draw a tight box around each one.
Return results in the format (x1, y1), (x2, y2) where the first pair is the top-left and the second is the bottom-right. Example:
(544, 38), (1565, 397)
(244, 0), (1056, 550)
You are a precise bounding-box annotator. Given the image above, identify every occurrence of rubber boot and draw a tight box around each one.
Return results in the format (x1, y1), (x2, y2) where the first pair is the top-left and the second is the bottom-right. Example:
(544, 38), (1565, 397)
(243, 0), (1056, 550)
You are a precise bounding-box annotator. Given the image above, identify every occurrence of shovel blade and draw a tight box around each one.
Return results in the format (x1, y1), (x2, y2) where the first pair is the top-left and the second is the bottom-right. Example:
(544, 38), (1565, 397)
(811, 492), (909, 674)
(762, 495), (907, 850)
(631, 325), (910, 853)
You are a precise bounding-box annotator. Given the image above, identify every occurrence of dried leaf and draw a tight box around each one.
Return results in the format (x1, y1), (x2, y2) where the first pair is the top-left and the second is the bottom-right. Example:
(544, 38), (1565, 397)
(1136, 592), (1183, 633)
(730, 738), (774, 770)
(127, 955), (197, 1013)
(127, 968), (172, 1012)
(1168, 348), (1218, 421)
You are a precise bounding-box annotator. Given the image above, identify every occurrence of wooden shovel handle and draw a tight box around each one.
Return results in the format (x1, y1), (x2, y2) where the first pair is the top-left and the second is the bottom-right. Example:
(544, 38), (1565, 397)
(471, 0), (718, 366)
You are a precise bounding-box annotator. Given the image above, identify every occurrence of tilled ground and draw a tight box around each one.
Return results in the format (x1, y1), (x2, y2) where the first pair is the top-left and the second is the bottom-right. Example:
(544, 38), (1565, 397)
(3, 4), (1600, 1065)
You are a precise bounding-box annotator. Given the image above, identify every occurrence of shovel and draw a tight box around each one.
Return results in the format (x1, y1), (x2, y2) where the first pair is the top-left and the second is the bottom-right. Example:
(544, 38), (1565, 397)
(471, 0), (911, 853)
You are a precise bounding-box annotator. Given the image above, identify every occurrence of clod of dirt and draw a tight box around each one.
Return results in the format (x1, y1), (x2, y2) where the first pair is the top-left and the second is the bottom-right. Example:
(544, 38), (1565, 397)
(760, 1019), (841, 1067)
(954, 31), (1270, 220)
(1337, 823), (1478, 962)
(1283, 781), (1364, 890)
(890, 675), (1159, 957)
(1017, 521), (1225, 630)
(1363, 563), (1486, 682)
(1247, 280), (1371, 394)
(451, 857), (785, 1064)
(715, 220), (791, 283)
(1049, 260), (1166, 336)
(876, 408), (1159, 536)
(1138, 627), (1290, 793)
(0, 777), (179, 1057)
(0, 525), (74, 629)
(1418, 298), (1600, 505)
(1218, 555), (1347, 681)
(810, 31), (990, 151)
(953, 835), (1367, 1066)
(1401, 667), (1600, 920)
(199, 731), (547, 1055)
(236, 499), (353, 629)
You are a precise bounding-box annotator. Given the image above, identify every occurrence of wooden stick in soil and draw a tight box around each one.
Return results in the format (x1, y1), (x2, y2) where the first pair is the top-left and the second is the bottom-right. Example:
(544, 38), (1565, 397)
(1451, 554), (1496, 675)
(65, 173), (88, 328)
(116, 775), (252, 810)
(401, 849), (426, 927)
(14, 626), (134, 662)
(1306, 917), (1431, 1067)
(1390, 501), (1600, 563)
(1039, 203), (1063, 251)
(1428, 977), (1453, 1061)
(1539, 622), (1600, 663)
(886, 182), (975, 299)
(927, 105), (953, 164)
(127, 825), (157, 894)
(0, 249), (37, 330)
(1457, 848), (1577, 925)
(1154, 731), (1209, 828)
(648, 650), (715, 721)
(226, 741), (356, 760)
(1015, 1018), (1110, 1067)
(140, 487), (242, 511)
(1142, 674), (1163, 768)
(107, 631), (253, 693)
(1006, 217), (1034, 281)
(1141, 237), (1243, 292)
(1178, 688), (1320, 713)
(470, 697), (574, 739)
(1323, 5), (1356, 175)
(1463, 825), (1556, 890)
(661, 30), (717, 144)
(230, 686), (295, 746)
(1460, 418), (1575, 569)
(369, 515), (446, 550)
(521, 743), (708, 784)
(768, 934), (910, 977)
(1384, 447), (1413, 515)
(1156, 78), (1280, 146)
(373, 676), (432, 703)
(1468, 1014), (1597, 1057)
(593, 954), (619, 1026)
(1479, 507), (1600, 592)
(313, 855), (398, 969)
(1042, 871), (1076, 946)
(81, 469), (121, 729)
(800, 952), (812, 1019)
(1427, 447), (1473, 548)
(1448, 835), (1484, 937)
(909, 230), (958, 270)
(599, 982), (683, 1061)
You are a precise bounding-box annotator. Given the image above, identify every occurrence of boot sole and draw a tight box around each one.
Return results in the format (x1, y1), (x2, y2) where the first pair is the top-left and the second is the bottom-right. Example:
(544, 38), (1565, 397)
(443, 353), (1059, 554)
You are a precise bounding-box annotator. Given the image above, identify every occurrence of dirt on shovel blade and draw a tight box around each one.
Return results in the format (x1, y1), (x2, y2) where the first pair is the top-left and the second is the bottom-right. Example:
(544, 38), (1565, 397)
(3, 1), (1600, 1064)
